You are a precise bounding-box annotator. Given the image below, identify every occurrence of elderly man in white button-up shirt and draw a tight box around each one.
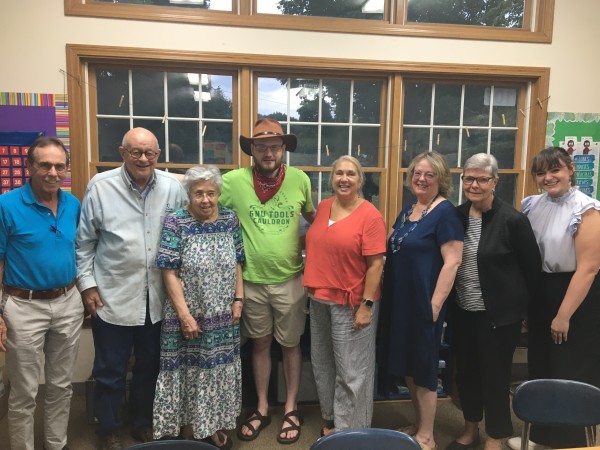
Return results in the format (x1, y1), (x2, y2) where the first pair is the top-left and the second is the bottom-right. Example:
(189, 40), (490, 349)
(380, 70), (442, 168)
(76, 127), (187, 450)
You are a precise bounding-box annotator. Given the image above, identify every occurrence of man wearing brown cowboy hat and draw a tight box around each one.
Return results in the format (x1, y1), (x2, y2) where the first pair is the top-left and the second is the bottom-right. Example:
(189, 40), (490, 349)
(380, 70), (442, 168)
(220, 118), (315, 445)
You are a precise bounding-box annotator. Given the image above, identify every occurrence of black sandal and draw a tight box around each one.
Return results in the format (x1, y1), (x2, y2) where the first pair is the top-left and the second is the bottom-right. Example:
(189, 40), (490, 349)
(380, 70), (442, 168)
(237, 408), (272, 441)
(277, 409), (304, 445)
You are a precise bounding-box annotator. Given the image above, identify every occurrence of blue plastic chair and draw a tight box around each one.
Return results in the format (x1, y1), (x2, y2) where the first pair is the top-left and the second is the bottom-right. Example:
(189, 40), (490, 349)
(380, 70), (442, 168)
(512, 379), (600, 449)
(126, 440), (216, 449)
(310, 428), (421, 450)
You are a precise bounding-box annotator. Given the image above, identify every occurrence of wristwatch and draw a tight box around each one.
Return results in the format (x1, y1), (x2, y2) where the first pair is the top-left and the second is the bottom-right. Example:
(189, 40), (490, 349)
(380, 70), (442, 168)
(361, 298), (374, 308)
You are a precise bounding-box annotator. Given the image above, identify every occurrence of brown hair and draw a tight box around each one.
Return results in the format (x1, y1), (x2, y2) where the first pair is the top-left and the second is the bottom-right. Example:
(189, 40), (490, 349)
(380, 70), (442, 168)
(27, 136), (69, 166)
(530, 147), (576, 186)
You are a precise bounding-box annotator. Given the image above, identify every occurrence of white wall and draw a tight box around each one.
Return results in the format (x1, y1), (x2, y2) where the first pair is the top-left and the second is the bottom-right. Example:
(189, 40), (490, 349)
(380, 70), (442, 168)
(1, 0), (598, 382)
(2, 0), (599, 113)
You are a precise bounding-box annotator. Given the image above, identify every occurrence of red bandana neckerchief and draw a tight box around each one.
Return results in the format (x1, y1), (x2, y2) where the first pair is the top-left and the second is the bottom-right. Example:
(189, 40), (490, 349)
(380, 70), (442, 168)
(253, 164), (286, 204)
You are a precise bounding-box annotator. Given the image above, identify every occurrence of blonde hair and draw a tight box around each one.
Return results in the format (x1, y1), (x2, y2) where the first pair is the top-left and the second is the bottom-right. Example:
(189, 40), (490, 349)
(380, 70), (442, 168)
(407, 151), (453, 198)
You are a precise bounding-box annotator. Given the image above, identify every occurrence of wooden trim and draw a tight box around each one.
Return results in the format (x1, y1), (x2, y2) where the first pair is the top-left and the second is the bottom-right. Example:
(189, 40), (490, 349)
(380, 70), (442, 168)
(64, 0), (554, 44)
(524, 68), (550, 198)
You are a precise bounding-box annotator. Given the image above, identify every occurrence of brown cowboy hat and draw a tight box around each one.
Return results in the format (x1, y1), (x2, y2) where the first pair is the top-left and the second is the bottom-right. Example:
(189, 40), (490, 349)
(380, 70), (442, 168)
(239, 118), (297, 155)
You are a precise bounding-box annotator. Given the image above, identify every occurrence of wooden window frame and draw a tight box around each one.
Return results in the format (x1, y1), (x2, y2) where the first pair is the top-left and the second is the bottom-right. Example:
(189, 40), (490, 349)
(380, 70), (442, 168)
(66, 44), (549, 227)
(64, 0), (554, 43)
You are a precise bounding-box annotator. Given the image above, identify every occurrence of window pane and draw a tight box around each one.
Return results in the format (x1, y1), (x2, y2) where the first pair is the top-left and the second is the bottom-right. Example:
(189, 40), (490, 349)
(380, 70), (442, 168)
(352, 126), (380, 167)
(433, 128), (460, 167)
(495, 173), (518, 207)
(407, 0), (524, 28)
(132, 119), (166, 152)
(167, 73), (198, 118)
(402, 127), (430, 167)
(461, 129), (489, 166)
(204, 75), (233, 119)
(98, 118), (130, 162)
(434, 85), (461, 126)
(363, 173), (381, 208)
(404, 83), (432, 125)
(169, 121), (199, 163)
(204, 122), (233, 164)
(463, 85), (489, 127)
(448, 173), (460, 206)
(490, 130), (517, 169)
(292, 78), (319, 122)
(132, 71), (164, 117)
(321, 125), (349, 167)
(289, 124), (318, 166)
(353, 80), (381, 124)
(320, 172), (334, 202)
(491, 87), (518, 127)
(306, 171), (321, 209)
(96, 69), (129, 116)
(323, 80), (350, 123)
(258, 77), (289, 121)
(93, 0), (232, 11)
(257, 0), (384, 21)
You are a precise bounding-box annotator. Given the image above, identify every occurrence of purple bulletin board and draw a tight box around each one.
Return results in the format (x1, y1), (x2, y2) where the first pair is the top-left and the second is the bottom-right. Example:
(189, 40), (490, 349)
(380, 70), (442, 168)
(0, 105), (57, 136)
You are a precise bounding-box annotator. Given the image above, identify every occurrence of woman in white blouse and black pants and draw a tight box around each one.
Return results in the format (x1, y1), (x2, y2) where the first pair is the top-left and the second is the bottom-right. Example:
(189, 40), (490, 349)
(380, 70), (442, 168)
(448, 154), (541, 450)
(516, 147), (600, 449)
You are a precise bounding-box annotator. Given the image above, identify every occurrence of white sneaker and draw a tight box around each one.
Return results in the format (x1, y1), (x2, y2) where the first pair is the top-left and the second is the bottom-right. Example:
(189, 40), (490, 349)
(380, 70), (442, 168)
(507, 437), (550, 450)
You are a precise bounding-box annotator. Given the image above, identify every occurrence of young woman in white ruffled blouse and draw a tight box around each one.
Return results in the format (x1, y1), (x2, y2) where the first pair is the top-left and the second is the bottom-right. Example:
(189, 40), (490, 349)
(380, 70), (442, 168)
(515, 147), (600, 450)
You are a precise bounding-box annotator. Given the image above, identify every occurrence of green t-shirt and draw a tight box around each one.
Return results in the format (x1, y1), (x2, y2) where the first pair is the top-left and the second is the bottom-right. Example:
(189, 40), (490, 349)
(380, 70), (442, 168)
(220, 166), (313, 284)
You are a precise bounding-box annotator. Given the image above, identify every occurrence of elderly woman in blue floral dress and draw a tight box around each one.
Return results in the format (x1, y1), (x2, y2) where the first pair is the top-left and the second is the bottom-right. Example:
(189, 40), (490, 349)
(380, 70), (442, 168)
(153, 166), (245, 450)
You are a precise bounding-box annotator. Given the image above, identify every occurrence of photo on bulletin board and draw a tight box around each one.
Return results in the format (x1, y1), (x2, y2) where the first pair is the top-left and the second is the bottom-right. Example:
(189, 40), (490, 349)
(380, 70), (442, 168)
(546, 112), (600, 200)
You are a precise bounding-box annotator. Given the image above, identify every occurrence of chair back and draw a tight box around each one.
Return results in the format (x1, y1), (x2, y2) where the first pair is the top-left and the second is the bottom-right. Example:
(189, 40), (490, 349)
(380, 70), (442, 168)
(126, 440), (216, 449)
(310, 428), (421, 450)
(513, 379), (600, 427)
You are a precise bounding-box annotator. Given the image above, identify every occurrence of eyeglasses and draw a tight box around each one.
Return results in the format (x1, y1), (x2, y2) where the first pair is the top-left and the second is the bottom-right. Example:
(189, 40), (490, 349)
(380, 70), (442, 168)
(412, 171), (436, 180)
(34, 162), (68, 173)
(125, 148), (160, 160)
(192, 191), (218, 200)
(253, 144), (283, 153)
(461, 176), (494, 185)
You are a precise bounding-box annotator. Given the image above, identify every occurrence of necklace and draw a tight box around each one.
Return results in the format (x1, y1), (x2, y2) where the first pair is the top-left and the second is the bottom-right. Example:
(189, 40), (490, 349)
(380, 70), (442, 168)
(390, 194), (439, 253)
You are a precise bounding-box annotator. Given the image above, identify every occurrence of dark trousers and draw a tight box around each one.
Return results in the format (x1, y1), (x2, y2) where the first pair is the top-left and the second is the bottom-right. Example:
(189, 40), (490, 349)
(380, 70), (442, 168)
(91, 310), (161, 436)
(527, 272), (600, 448)
(453, 308), (521, 439)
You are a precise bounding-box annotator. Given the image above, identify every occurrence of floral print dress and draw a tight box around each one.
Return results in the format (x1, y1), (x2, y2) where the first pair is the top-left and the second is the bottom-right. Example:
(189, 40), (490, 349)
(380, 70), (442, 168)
(153, 205), (244, 440)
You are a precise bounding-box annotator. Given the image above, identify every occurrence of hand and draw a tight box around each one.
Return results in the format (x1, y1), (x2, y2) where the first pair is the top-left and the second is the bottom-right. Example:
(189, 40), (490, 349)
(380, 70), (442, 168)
(551, 315), (570, 344)
(179, 313), (200, 340)
(0, 316), (7, 352)
(352, 304), (372, 330)
(432, 303), (442, 323)
(82, 287), (103, 318)
(231, 301), (243, 325)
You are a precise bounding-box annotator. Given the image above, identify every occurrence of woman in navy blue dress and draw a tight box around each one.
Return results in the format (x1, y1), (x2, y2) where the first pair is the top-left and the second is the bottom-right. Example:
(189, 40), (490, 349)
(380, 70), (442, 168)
(382, 151), (463, 450)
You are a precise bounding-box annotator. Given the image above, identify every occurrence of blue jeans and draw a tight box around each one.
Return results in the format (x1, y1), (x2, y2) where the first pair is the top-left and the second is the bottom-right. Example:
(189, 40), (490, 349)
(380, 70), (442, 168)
(91, 310), (161, 435)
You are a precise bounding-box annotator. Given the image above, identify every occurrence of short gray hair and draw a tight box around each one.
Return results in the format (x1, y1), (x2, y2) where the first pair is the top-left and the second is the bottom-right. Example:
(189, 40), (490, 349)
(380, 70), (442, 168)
(182, 166), (223, 194)
(463, 153), (498, 178)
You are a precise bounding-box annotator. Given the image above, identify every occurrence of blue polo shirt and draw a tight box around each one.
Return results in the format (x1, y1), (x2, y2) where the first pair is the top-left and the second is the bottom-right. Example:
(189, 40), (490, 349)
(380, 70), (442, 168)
(0, 182), (80, 290)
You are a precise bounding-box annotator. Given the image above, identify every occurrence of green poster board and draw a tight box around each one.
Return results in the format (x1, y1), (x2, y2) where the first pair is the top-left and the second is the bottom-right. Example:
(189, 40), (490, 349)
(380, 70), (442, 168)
(546, 112), (600, 200)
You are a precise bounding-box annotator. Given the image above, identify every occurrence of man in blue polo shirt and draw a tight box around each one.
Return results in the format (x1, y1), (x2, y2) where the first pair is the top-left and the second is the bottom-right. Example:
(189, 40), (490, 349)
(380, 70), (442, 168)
(0, 136), (83, 450)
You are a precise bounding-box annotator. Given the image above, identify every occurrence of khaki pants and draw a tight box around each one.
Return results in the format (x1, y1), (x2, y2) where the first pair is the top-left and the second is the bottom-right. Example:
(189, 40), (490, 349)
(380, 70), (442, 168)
(2, 286), (84, 450)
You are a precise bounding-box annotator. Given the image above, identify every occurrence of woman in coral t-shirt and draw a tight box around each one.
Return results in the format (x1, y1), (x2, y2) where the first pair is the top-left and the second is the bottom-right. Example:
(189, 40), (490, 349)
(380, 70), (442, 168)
(304, 155), (386, 437)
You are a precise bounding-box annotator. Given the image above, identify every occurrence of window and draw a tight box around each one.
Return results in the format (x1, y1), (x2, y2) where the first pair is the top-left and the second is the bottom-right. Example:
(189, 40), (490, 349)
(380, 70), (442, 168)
(256, 76), (386, 208)
(92, 67), (236, 170)
(65, 0), (554, 42)
(92, 0), (232, 11)
(67, 45), (549, 226)
(401, 82), (524, 206)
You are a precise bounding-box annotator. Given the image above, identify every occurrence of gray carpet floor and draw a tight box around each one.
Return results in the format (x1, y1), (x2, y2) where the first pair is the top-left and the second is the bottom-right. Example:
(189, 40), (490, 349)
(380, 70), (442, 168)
(0, 394), (528, 449)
